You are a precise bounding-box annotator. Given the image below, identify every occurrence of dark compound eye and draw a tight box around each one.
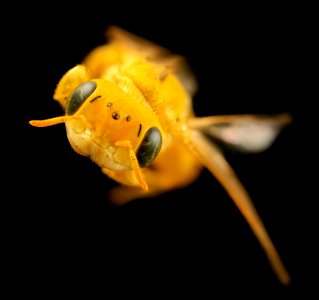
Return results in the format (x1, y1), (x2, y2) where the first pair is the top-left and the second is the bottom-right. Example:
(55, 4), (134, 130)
(66, 81), (97, 115)
(137, 127), (162, 167)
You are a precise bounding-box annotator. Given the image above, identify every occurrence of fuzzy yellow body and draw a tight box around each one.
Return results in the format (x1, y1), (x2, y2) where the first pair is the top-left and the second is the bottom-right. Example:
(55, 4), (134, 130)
(80, 33), (202, 198)
(30, 26), (291, 284)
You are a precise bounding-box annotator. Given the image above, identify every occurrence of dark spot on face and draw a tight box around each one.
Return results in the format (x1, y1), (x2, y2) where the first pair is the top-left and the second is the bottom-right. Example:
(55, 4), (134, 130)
(90, 95), (101, 103)
(112, 112), (120, 120)
(107, 102), (113, 108)
(137, 124), (142, 137)
(126, 115), (132, 122)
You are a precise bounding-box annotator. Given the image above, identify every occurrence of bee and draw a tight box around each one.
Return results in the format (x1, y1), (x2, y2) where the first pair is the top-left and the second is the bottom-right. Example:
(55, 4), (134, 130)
(30, 26), (291, 284)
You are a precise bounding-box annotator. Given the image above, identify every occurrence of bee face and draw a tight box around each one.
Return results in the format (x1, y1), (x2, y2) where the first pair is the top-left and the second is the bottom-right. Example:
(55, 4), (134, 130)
(65, 80), (163, 170)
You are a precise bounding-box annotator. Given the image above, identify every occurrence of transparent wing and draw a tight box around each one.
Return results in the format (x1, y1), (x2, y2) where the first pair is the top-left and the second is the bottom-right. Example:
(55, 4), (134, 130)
(106, 26), (198, 96)
(188, 113), (292, 153)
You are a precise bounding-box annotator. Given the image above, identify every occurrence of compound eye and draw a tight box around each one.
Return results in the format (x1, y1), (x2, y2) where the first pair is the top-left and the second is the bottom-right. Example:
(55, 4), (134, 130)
(137, 127), (162, 167)
(66, 81), (97, 115)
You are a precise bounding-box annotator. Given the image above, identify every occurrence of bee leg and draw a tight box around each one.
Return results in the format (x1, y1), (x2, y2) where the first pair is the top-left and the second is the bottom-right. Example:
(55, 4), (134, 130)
(188, 130), (291, 285)
(114, 140), (149, 191)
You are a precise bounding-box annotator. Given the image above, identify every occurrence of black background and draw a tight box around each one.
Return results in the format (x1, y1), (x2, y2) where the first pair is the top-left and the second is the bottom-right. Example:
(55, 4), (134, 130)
(8, 2), (316, 298)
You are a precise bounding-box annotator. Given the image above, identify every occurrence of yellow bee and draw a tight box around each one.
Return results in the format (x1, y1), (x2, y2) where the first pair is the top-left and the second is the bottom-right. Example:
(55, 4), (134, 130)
(30, 26), (291, 284)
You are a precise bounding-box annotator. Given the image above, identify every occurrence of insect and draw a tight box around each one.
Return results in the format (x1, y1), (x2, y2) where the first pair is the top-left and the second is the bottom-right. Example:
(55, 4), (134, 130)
(30, 26), (291, 284)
